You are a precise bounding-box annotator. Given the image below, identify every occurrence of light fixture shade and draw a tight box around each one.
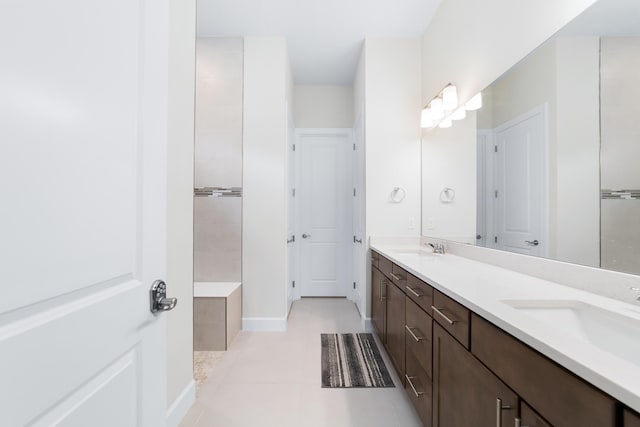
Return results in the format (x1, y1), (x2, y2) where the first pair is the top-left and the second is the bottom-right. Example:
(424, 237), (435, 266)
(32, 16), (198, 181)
(430, 98), (444, 120)
(438, 117), (453, 128)
(465, 92), (483, 111)
(442, 85), (458, 110)
(451, 107), (466, 121)
(421, 108), (434, 128)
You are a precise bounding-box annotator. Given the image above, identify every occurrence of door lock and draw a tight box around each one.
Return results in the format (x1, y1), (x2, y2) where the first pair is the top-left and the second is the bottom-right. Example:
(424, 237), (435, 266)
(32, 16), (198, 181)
(150, 280), (178, 314)
(302, 233), (311, 239)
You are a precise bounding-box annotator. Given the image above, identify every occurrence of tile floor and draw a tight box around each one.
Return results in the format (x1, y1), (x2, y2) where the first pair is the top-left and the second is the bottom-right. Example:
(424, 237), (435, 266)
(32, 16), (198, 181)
(180, 298), (422, 427)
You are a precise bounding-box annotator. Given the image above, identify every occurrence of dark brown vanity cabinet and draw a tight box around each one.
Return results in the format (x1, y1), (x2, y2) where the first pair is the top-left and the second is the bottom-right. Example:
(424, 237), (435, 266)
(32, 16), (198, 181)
(371, 265), (386, 342)
(472, 314), (617, 427)
(405, 297), (433, 427)
(370, 250), (633, 427)
(433, 323), (518, 427)
(385, 279), (406, 378)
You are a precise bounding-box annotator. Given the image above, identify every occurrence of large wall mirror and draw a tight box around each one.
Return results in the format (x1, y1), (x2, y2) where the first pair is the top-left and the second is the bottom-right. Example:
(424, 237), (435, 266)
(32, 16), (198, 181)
(421, 0), (640, 275)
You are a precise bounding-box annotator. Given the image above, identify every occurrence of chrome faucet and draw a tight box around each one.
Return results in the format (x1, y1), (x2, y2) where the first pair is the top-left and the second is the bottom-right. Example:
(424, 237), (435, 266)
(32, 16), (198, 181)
(427, 242), (445, 254)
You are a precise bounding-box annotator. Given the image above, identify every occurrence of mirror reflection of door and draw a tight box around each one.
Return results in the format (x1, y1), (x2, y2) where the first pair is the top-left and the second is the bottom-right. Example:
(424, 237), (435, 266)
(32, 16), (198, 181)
(477, 106), (547, 257)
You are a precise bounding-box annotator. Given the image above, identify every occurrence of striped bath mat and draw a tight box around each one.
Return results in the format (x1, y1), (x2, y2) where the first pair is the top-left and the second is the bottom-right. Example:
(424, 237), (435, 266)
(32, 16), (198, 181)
(321, 333), (394, 388)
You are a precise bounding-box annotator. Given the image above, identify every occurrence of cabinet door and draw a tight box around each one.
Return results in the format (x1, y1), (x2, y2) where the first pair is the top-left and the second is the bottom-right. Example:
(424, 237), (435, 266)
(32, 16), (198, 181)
(385, 281), (405, 378)
(371, 266), (386, 342)
(433, 323), (517, 427)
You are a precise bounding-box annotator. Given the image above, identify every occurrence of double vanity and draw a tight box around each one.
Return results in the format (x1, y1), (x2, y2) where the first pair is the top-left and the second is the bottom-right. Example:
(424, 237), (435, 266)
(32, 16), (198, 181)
(370, 239), (640, 427)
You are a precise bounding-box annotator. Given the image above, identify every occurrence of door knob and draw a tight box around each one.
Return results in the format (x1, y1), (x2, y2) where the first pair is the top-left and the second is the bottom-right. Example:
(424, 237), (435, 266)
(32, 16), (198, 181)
(302, 233), (311, 239)
(525, 240), (539, 246)
(150, 280), (178, 314)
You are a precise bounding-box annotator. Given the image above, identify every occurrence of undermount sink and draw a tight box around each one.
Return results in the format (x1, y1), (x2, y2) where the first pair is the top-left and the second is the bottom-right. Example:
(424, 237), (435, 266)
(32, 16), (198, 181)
(502, 299), (640, 366)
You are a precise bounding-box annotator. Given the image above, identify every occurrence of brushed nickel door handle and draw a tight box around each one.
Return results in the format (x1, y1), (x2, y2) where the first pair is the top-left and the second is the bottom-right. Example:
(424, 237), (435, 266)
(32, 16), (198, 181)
(150, 280), (178, 314)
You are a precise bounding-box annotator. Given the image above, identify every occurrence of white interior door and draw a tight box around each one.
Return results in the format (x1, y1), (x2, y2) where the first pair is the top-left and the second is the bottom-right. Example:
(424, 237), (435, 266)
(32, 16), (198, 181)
(0, 1), (170, 426)
(286, 102), (296, 312)
(352, 113), (365, 311)
(494, 106), (547, 257)
(297, 129), (352, 297)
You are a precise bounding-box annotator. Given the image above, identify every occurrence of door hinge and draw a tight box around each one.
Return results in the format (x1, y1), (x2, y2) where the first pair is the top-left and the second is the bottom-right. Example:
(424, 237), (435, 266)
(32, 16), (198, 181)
(293, 144), (296, 151)
(353, 282), (356, 289)
(292, 188), (296, 197)
(353, 188), (356, 197)
(494, 190), (498, 198)
(353, 143), (356, 151)
(494, 236), (498, 244)
(494, 145), (498, 153)
(292, 281), (295, 288)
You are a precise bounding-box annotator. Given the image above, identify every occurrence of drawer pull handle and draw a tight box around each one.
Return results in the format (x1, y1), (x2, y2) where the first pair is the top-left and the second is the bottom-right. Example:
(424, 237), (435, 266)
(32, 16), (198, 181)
(389, 272), (404, 282)
(405, 325), (424, 342)
(405, 375), (424, 398)
(432, 306), (457, 325)
(496, 398), (512, 427)
(406, 286), (424, 298)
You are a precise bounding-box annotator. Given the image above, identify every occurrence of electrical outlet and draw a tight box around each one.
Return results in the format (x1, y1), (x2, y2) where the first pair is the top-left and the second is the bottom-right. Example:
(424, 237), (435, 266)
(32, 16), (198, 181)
(425, 218), (435, 230)
(408, 217), (416, 230)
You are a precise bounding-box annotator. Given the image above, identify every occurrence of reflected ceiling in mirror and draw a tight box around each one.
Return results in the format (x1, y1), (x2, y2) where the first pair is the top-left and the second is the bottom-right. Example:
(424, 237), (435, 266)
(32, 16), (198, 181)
(421, 0), (640, 275)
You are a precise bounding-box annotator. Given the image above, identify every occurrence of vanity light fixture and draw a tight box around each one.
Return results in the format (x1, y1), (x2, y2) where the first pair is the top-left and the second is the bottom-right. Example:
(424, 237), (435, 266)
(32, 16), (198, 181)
(421, 83), (462, 129)
(451, 106), (466, 121)
(465, 92), (483, 111)
(421, 107), (434, 128)
(430, 97), (445, 120)
(442, 84), (458, 110)
(438, 117), (453, 128)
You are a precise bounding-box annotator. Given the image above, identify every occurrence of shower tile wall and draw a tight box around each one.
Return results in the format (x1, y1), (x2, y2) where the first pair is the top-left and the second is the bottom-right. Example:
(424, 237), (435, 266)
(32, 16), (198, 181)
(194, 37), (243, 282)
(600, 37), (640, 275)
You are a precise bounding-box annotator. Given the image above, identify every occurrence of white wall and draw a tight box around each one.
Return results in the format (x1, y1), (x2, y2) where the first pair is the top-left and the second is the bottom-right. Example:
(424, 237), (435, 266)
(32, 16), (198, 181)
(364, 38), (422, 316)
(422, 113), (477, 244)
(421, 0), (598, 109)
(293, 85), (354, 128)
(166, 0), (195, 413)
(242, 37), (289, 329)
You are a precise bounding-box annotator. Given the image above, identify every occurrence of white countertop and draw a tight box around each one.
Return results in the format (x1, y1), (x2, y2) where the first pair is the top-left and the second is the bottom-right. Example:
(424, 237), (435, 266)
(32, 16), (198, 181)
(370, 240), (640, 412)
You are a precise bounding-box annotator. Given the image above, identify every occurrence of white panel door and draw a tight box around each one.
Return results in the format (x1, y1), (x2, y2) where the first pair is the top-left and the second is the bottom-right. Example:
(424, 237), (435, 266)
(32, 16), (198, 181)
(297, 130), (352, 297)
(494, 106), (547, 257)
(286, 103), (296, 312)
(351, 113), (365, 311)
(0, 0), (171, 426)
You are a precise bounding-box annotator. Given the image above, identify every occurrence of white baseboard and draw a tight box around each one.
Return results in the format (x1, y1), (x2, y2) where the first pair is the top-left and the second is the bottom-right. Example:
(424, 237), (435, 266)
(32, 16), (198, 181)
(242, 317), (287, 332)
(166, 379), (196, 427)
(363, 317), (373, 332)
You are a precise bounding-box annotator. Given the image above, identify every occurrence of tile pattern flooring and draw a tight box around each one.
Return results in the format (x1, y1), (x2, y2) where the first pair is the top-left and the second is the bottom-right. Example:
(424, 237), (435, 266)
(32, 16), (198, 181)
(180, 298), (422, 427)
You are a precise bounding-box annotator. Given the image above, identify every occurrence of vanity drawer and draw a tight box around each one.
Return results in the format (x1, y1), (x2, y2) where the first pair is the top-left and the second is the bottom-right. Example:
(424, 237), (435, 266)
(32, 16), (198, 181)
(390, 264), (408, 290)
(471, 314), (616, 427)
(405, 349), (432, 427)
(405, 297), (432, 378)
(432, 290), (470, 349)
(406, 273), (433, 312)
(371, 251), (393, 281)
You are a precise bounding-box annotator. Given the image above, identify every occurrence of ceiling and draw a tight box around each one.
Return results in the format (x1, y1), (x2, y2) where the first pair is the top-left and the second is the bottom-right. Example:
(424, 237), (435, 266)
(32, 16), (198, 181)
(197, 0), (443, 85)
